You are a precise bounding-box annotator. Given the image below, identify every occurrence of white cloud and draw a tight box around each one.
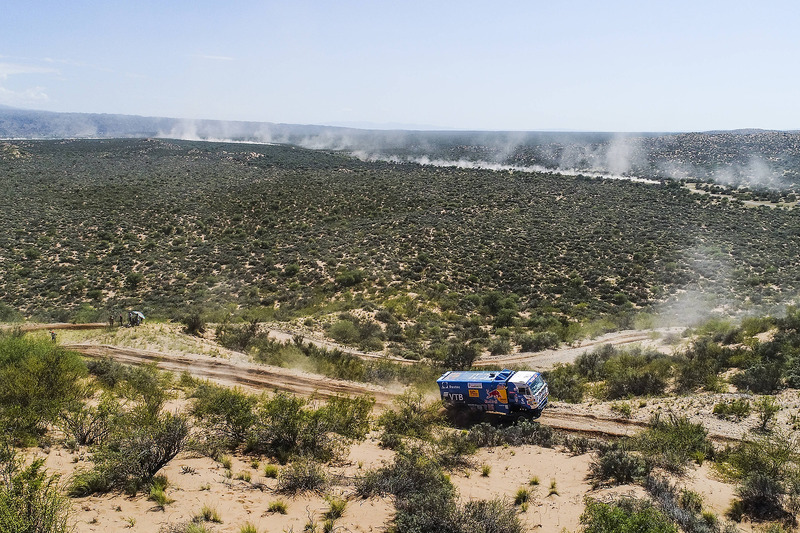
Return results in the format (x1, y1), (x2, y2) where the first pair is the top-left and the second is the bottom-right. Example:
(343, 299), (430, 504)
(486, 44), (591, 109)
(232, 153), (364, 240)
(0, 62), (58, 80)
(0, 85), (49, 106)
(193, 54), (236, 61)
(0, 62), (56, 107)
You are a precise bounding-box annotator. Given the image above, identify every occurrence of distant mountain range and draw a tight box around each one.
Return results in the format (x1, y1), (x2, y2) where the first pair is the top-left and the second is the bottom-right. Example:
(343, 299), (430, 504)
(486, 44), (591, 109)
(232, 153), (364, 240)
(2, 107), (799, 189)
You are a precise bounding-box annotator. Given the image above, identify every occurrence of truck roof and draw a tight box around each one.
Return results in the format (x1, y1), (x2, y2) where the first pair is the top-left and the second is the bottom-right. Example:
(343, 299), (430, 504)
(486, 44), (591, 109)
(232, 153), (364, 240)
(437, 369), (543, 383)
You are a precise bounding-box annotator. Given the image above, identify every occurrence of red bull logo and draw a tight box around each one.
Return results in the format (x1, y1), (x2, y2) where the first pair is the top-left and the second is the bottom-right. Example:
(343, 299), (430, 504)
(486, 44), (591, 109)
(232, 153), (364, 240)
(486, 388), (508, 403)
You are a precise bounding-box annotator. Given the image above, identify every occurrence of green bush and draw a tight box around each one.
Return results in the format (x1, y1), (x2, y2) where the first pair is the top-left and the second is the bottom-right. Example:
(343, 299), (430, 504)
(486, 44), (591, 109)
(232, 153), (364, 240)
(0, 441), (72, 533)
(246, 391), (370, 463)
(602, 349), (673, 399)
(86, 357), (128, 388)
(190, 383), (257, 448)
(378, 390), (442, 440)
(276, 460), (328, 495)
(60, 392), (119, 445)
(543, 363), (585, 403)
(329, 320), (360, 345)
(712, 398), (751, 421)
(316, 394), (374, 441)
(589, 446), (651, 487)
(121, 363), (174, 418)
(518, 331), (559, 352)
(466, 420), (557, 449)
(0, 335), (88, 441)
(720, 431), (800, 521)
(181, 311), (206, 336)
(579, 497), (678, 533)
(731, 363), (783, 394)
(488, 338), (511, 356)
(70, 411), (189, 495)
(634, 413), (713, 473)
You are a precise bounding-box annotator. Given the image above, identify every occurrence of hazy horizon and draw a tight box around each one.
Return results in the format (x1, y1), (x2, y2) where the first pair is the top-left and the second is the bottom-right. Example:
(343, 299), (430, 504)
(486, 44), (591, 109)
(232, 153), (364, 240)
(3, 2), (799, 132)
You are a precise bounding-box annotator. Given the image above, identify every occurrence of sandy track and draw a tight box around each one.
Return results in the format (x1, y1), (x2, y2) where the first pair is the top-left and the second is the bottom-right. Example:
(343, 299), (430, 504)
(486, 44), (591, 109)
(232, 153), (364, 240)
(2, 322), (109, 332)
(475, 328), (684, 370)
(66, 343), (397, 408)
(62, 342), (745, 442)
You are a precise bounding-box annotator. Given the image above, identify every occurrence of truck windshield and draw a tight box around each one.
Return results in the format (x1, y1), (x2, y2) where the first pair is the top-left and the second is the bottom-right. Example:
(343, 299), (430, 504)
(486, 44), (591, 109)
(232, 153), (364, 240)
(530, 375), (545, 394)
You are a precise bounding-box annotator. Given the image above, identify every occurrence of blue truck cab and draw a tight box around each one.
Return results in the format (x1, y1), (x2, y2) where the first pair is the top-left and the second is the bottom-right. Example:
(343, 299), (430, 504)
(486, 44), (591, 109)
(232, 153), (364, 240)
(437, 369), (549, 418)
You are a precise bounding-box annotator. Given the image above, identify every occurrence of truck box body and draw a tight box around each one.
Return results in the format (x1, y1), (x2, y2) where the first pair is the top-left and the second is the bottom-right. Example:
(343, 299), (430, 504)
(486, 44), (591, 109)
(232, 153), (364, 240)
(437, 369), (549, 416)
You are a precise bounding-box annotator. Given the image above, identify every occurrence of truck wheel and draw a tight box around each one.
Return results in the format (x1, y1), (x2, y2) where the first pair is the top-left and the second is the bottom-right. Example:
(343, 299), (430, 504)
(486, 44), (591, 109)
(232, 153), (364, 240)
(531, 409), (543, 419)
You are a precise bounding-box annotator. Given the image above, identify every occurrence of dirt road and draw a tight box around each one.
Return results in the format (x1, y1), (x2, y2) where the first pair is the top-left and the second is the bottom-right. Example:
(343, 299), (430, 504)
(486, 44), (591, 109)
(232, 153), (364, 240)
(475, 328), (685, 370)
(65, 342), (743, 442)
(66, 343), (397, 408)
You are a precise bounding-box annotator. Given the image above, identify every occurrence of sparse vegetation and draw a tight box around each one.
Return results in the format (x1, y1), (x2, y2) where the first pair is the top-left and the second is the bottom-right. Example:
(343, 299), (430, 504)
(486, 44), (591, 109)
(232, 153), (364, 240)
(276, 460), (328, 495)
(267, 500), (288, 514)
(580, 497), (678, 533)
(0, 439), (72, 533)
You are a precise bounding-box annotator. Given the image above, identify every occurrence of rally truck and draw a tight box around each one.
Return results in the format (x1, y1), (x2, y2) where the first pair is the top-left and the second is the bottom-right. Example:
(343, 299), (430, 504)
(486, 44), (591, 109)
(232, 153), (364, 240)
(437, 369), (549, 418)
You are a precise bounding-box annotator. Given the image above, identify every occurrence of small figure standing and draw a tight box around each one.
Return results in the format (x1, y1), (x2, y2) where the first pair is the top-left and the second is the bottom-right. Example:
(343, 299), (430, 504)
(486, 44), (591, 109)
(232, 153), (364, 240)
(118, 314), (123, 327)
(109, 315), (115, 327)
(49, 330), (56, 342)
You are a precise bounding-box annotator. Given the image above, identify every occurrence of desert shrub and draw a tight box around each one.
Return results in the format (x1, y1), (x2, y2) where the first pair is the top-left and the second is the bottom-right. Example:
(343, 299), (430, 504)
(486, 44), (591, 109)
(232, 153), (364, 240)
(602, 349), (673, 399)
(0, 303), (22, 322)
(246, 391), (313, 462)
(466, 420), (558, 449)
(444, 341), (479, 370)
(190, 383), (257, 448)
(329, 320), (360, 345)
(216, 319), (260, 351)
(755, 395), (780, 432)
(488, 337), (511, 356)
(181, 311), (206, 336)
(247, 391), (368, 463)
(731, 363), (783, 394)
(121, 363), (174, 418)
(676, 354), (723, 392)
(0, 335), (88, 441)
(644, 475), (723, 533)
(70, 411), (189, 495)
(316, 394), (374, 441)
(357, 446), (454, 502)
(543, 363), (585, 403)
(712, 398), (751, 421)
(457, 498), (523, 533)
(634, 413), (713, 473)
(518, 331), (559, 352)
(575, 344), (617, 381)
(86, 357), (128, 388)
(276, 459), (328, 495)
(436, 431), (477, 469)
(0, 440), (72, 533)
(580, 497), (678, 533)
(589, 446), (651, 487)
(60, 392), (119, 445)
(378, 390), (442, 440)
(718, 431), (800, 522)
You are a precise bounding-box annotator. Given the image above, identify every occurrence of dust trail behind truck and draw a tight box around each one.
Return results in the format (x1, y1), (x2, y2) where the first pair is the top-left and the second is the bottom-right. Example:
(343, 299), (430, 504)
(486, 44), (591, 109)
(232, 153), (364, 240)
(437, 369), (549, 419)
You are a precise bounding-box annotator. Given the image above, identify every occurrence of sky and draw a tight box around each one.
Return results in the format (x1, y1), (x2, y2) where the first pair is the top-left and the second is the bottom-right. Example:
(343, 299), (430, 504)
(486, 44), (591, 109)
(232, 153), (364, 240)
(1, 1), (799, 132)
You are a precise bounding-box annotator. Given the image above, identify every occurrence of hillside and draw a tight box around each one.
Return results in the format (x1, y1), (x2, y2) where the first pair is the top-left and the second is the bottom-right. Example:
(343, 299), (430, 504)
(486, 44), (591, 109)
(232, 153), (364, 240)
(3, 108), (800, 191)
(1, 138), (799, 359)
